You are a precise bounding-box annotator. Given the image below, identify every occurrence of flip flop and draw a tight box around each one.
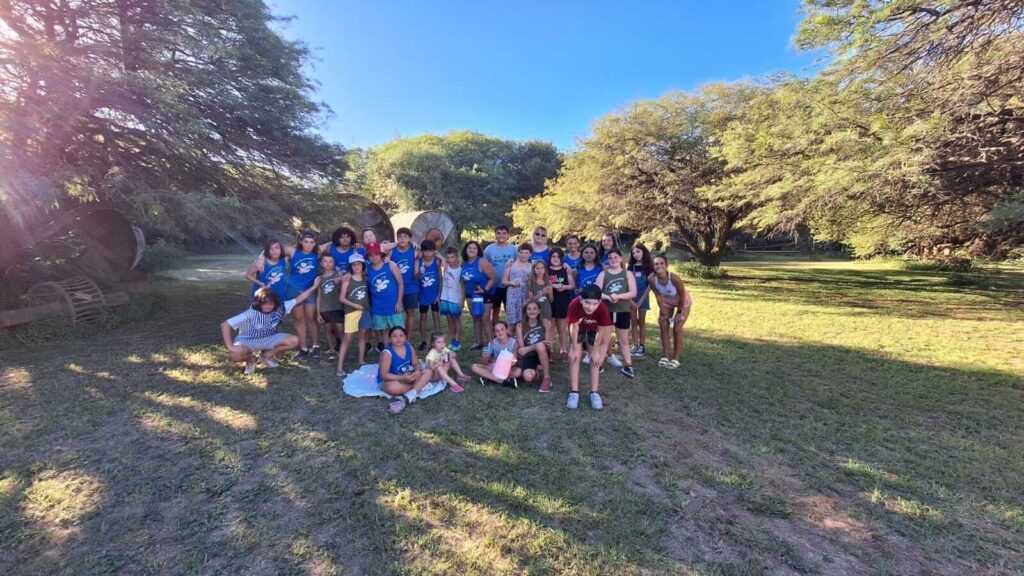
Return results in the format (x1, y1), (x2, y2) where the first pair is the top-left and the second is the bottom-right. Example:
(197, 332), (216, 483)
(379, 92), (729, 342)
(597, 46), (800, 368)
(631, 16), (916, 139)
(658, 357), (669, 367)
(666, 360), (680, 369)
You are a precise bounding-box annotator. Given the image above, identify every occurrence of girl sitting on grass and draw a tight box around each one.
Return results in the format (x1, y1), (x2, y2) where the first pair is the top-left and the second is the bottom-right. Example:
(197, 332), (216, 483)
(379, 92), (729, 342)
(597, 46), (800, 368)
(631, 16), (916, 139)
(471, 321), (521, 388)
(378, 326), (433, 415)
(221, 279), (320, 374)
(517, 301), (552, 392)
(425, 332), (471, 393)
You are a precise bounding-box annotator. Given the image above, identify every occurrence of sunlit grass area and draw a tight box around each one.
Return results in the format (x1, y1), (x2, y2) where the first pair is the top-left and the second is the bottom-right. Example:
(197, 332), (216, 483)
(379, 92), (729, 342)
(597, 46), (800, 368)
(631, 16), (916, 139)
(2, 259), (1022, 574)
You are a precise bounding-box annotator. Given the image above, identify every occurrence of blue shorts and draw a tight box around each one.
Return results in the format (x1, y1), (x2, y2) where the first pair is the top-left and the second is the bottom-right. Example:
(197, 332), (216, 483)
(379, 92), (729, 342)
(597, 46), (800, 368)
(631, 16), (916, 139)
(634, 295), (650, 311)
(287, 285), (317, 306)
(440, 300), (462, 317)
(359, 310), (373, 330)
(372, 313), (406, 331)
(234, 333), (288, 351)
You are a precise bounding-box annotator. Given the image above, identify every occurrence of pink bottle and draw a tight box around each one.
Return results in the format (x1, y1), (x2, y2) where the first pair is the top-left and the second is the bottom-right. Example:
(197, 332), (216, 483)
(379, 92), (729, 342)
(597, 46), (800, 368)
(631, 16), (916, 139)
(492, 349), (515, 380)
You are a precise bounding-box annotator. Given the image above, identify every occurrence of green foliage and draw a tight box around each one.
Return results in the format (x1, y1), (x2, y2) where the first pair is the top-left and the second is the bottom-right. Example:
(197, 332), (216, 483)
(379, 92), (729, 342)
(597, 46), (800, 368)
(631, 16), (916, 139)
(514, 84), (765, 266)
(0, 0), (345, 246)
(135, 241), (190, 274)
(361, 131), (560, 232)
(678, 263), (727, 280)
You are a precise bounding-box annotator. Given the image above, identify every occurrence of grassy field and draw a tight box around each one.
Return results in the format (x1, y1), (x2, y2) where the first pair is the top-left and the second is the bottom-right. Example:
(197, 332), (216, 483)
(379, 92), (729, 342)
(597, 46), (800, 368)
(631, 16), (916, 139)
(2, 257), (1022, 575)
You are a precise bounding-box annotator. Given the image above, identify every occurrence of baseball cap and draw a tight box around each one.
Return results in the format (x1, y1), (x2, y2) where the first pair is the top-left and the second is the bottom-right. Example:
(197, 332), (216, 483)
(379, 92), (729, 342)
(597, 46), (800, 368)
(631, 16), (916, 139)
(364, 242), (383, 256)
(348, 253), (365, 265)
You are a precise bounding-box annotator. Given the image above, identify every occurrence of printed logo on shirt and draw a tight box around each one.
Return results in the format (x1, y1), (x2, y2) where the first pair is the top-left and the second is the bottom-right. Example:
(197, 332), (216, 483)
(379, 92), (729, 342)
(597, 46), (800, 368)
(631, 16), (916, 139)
(352, 287), (367, 301)
(526, 330), (543, 345)
(373, 275), (391, 293)
(267, 270), (283, 285)
(397, 362), (414, 375)
(296, 261), (315, 275)
(398, 261), (411, 275)
(607, 279), (626, 294)
(323, 279), (337, 293)
(421, 274), (436, 288)
(461, 270), (474, 283)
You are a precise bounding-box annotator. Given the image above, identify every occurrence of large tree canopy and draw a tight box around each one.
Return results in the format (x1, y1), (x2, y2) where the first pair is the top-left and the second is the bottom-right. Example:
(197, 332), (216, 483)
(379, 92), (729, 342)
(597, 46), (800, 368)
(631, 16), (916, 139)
(775, 0), (1024, 256)
(514, 83), (764, 266)
(0, 0), (345, 248)
(361, 131), (561, 234)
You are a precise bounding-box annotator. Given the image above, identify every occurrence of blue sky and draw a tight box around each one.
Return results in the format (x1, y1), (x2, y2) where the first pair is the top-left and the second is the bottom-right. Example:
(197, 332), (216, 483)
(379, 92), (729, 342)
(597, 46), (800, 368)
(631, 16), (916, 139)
(270, 0), (820, 151)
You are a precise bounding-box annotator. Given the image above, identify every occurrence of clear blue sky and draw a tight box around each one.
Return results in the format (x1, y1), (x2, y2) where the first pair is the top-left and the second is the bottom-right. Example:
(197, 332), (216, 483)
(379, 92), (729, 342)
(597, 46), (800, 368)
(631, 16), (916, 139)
(270, 0), (820, 151)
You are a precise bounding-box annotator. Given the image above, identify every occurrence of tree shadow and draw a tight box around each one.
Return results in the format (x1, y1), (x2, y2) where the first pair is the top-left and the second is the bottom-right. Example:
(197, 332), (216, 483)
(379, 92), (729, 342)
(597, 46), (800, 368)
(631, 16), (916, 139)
(2, 291), (1023, 573)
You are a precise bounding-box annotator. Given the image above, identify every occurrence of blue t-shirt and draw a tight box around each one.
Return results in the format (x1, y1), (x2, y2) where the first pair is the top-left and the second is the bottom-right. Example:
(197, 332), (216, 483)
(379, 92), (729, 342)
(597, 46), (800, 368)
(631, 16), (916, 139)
(252, 258), (287, 299)
(418, 258), (441, 305)
(377, 342), (415, 384)
(563, 252), (581, 271)
(484, 243), (517, 286)
(368, 262), (400, 315)
(461, 257), (488, 298)
(289, 250), (319, 294)
(329, 245), (364, 274)
(576, 263), (602, 295)
(632, 263), (650, 303)
(390, 245), (418, 295)
(530, 247), (550, 265)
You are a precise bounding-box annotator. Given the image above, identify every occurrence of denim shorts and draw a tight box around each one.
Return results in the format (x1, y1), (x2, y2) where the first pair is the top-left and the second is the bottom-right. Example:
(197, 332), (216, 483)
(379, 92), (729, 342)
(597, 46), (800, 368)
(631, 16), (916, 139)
(439, 300), (462, 317)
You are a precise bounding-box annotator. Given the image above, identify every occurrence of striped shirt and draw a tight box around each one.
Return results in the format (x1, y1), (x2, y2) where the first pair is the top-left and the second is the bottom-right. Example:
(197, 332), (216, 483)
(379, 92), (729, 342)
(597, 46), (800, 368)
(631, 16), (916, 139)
(227, 299), (297, 340)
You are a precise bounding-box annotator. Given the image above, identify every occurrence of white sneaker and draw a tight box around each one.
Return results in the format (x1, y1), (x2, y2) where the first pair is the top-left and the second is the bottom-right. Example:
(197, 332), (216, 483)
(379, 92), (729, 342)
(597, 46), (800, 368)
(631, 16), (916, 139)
(607, 355), (623, 368)
(261, 354), (279, 368)
(566, 392), (579, 410)
(244, 360), (256, 375)
(590, 392), (603, 410)
(582, 353), (590, 364)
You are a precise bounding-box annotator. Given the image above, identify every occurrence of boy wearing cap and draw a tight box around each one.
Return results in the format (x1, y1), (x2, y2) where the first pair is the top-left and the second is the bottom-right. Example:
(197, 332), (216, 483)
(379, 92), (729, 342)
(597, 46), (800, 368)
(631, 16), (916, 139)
(365, 242), (405, 345)
(566, 284), (613, 410)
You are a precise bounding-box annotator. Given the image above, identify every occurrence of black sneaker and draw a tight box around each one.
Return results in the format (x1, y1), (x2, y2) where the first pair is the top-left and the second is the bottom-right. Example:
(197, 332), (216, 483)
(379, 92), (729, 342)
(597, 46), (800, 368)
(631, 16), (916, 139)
(479, 377), (488, 386)
(310, 345), (322, 359)
(376, 342), (385, 353)
(418, 341), (427, 351)
(502, 377), (518, 389)
(470, 343), (484, 351)
(621, 365), (635, 378)
(293, 348), (309, 360)
(634, 345), (645, 358)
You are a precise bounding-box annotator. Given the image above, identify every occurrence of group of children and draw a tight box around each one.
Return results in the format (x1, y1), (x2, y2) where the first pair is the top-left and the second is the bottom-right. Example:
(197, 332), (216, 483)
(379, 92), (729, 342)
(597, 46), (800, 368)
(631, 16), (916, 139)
(221, 224), (692, 413)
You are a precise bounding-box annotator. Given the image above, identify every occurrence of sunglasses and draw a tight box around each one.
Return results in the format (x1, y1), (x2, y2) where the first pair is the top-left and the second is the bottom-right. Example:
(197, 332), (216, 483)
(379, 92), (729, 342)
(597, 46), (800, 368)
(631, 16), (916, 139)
(534, 232), (546, 237)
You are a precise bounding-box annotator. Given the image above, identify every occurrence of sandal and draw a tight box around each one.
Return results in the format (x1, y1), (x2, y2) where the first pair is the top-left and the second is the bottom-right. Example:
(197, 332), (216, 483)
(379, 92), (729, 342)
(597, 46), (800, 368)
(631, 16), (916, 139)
(658, 357), (669, 367)
(449, 381), (465, 393)
(387, 397), (408, 415)
(665, 360), (680, 369)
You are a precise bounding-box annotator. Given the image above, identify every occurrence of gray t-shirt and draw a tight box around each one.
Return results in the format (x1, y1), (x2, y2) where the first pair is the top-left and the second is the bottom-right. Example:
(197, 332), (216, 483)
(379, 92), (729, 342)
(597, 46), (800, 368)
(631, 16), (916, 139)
(484, 243), (517, 285)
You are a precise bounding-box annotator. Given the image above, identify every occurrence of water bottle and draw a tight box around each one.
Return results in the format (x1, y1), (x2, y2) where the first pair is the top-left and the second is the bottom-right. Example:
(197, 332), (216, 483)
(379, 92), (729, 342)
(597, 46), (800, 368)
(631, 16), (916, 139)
(443, 352), (450, 363)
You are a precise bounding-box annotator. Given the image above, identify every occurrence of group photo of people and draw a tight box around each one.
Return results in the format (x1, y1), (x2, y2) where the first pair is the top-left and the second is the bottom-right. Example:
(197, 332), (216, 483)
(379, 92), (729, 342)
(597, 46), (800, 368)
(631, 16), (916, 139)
(221, 223), (693, 415)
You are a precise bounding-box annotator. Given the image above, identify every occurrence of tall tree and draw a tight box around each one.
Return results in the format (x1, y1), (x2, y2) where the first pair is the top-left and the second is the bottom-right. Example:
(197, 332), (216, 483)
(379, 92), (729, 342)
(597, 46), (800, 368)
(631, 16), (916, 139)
(362, 131), (561, 233)
(514, 83), (763, 266)
(0, 0), (345, 248)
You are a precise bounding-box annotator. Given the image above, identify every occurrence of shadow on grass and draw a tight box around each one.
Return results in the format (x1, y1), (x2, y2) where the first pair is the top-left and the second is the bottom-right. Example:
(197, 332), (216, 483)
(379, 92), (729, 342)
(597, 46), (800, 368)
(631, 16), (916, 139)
(2, 286), (1023, 573)
(708, 265), (1024, 320)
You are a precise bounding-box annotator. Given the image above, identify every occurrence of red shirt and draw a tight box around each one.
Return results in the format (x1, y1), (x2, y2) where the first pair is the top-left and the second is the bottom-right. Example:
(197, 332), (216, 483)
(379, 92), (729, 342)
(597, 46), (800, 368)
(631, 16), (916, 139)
(567, 297), (612, 330)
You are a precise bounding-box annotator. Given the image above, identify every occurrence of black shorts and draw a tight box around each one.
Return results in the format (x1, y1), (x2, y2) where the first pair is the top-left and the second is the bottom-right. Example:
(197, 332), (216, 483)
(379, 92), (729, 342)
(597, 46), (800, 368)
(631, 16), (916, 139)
(418, 302), (439, 313)
(576, 330), (597, 347)
(611, 311), (630, 330)
(518, 353), (541, 372)
(402, 293), (419, 311)
(320, 309), (345, 324)
(552, 295), (570, 319)
(484, 287), (507, 307)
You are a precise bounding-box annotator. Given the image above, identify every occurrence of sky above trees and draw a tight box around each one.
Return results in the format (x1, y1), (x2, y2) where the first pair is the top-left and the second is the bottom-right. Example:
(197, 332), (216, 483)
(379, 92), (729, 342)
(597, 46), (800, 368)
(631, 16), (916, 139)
(271, 0), (820, 150)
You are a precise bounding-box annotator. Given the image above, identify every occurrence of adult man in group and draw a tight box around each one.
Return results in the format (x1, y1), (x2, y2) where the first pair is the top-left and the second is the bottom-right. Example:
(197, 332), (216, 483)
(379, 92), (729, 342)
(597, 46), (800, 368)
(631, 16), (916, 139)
(483, 225), (517, 324)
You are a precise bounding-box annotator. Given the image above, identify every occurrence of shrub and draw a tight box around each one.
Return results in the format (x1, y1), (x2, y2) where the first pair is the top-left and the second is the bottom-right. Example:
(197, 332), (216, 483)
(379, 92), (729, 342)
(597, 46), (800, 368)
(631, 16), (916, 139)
(136, 241), (188, 273)
(679, 262), (727, 280)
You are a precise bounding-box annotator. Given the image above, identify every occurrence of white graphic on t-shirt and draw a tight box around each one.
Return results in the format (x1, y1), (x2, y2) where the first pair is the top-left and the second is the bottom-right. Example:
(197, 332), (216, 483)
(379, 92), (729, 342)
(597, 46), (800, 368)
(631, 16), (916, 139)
(296, 261), (315, 275)
(421, 274), (436, 288)
(374, 275), (391, 293)
(398, 261), (410, 275)
(267, 270), (283, 285)
(352, 287), (367, 300)
(607, 279), (625, 294)
(461, 270), (474, 283)
(323, 279), (336, 293)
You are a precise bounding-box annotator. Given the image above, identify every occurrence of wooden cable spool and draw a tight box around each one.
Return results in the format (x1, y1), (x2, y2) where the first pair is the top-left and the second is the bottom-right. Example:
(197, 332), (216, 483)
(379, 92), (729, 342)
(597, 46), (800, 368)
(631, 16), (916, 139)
(26, 277), (110, 325)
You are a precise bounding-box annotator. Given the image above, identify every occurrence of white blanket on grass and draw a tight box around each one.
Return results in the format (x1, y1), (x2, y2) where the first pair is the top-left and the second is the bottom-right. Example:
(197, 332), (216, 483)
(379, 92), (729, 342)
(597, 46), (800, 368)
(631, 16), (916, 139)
(342, 364), (447, 400)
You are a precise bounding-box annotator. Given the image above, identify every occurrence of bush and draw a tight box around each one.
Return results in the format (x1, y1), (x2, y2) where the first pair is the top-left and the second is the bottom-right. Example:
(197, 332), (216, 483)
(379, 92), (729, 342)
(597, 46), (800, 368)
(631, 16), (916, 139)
(900, 258), (972, 273)
(136, 241), (189, 273)
(944, 271), (991, 288)
(679, 262), (727, 280)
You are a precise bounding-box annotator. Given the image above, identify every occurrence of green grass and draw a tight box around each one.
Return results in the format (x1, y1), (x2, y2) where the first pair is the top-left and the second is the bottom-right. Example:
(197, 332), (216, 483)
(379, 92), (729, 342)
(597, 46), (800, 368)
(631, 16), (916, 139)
(2, 258), (1022, 574)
